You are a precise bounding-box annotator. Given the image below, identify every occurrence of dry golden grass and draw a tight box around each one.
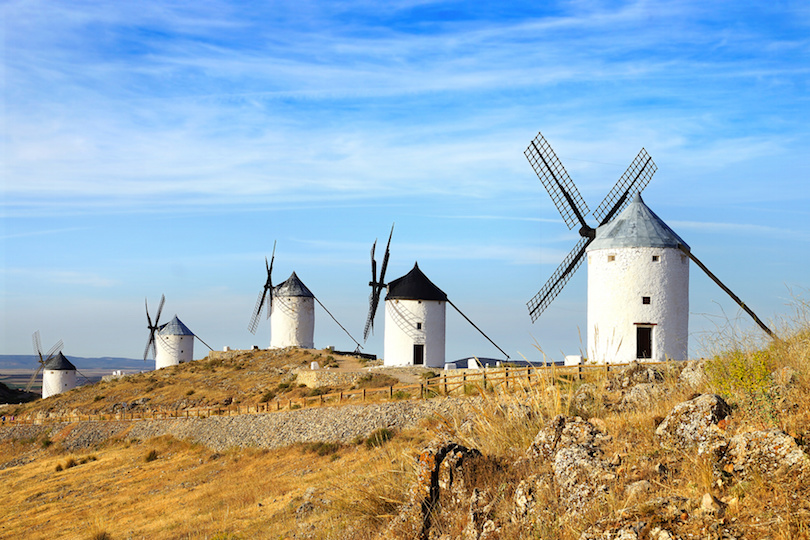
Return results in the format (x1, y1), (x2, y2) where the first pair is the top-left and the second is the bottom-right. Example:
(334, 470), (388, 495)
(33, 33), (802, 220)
(3, 299), (810, 539)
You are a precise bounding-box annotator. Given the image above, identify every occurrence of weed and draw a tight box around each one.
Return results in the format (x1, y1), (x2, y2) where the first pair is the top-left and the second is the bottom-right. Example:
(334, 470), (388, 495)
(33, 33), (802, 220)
(302, 441), (344, 457)
(365, 428), (394, 449)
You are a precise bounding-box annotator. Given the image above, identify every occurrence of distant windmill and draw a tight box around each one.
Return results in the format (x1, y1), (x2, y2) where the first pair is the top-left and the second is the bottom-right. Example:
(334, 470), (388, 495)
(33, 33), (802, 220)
(524, 131), (776, 363)
(27, 331), (76, 398)
(364, 225), (509, 367)
(144, 295), (212, 369)
(249, 242), (361, 351)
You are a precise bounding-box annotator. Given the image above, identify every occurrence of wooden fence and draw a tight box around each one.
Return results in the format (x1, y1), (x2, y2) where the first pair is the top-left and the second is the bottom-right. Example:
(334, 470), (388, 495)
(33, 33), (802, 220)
(1, 361), (665, 426)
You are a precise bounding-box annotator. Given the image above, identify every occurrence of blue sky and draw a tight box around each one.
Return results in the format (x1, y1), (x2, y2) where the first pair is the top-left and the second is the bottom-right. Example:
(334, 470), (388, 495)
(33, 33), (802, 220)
(2, 0), (809, 364)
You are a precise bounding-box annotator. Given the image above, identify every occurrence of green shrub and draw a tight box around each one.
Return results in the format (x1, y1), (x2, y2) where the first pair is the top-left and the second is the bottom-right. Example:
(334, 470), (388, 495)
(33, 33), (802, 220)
(64, 457), (77, 469)
(277, 382), (291, 391)
(41, 438), (53, 449)
(145, 449), (159, 462)
(365, 428), (394, 449)
(392, 390), (410, 400)
(706, 350), (777, 421)
(93, 395), (104, 402)
(260, 390), (276, 403)
(186, 389), (195, 396)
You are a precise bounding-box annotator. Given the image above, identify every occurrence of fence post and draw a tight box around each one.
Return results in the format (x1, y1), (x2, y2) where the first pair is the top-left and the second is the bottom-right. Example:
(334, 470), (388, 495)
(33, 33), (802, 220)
(362, 388), (366, 401)
(443, 375), (448, 395)
(504, 367), (509, 389)
(389, 386), (393, 399)
(578, 364), (582, 381)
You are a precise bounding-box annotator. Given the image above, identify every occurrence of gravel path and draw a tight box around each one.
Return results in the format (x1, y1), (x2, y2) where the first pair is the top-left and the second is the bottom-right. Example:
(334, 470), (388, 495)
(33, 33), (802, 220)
(0, 397), (475, 452)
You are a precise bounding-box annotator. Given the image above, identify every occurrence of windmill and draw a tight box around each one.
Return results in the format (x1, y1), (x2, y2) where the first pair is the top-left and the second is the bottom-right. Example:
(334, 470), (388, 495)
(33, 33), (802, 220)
(525, 131), (776, 363)
(250, 242), (362, 350)
(363, 225), (509, 367)
(25, 331), (64, 393)
(144, 295), (212, 369)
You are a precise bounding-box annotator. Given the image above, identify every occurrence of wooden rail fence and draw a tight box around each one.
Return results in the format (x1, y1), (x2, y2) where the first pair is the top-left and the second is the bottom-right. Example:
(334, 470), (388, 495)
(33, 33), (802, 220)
(1, 361), (665, 427)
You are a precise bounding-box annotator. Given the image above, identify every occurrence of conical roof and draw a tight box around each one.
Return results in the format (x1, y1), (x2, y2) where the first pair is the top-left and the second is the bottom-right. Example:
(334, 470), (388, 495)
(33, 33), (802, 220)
(158, 315), (195, 336)
(385, 262), (448, 301)
(587, 194), (689, 251)
(44, 352), (76, 371)
(274, 271), (315, 298)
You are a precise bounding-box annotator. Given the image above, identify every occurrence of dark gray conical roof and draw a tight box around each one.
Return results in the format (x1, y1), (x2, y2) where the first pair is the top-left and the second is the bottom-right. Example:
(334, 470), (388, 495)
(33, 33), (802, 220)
(44, 352), (76, 371)
(385, 262), (448, 301)
(587, 194), (689, 251)
(274, 271), (315, 298)
(158, 315), (195, 336)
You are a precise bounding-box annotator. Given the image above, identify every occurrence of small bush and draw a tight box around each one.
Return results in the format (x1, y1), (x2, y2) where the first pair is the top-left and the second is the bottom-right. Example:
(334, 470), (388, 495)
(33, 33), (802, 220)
(55, 463), (63, 472)
(290, 403), (301, 410)
(308, 387), (329, 397)
(185, 389), (195, 396)
(41, 438), (53, 449)
(303, 441), (343, 456)
(93, 395), (104, 402)
(277, 382), (291, 391)
(392, 390), (410, 400)
(260, 390), (276, 403)
(145, 449), (159, 462)
(64, 457), (77, 469)
(365, 428), (394, 449)
(91, 532), (113, 540)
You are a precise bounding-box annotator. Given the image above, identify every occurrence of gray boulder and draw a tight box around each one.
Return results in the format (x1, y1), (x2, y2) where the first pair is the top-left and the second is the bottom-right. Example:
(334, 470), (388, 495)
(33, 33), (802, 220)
(655, 394), (731, 455)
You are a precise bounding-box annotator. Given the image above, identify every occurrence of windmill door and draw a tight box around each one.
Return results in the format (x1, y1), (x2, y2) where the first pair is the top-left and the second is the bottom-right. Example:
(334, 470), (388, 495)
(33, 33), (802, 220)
(413, 344), (424, 365)
(636, 326), (653, 359)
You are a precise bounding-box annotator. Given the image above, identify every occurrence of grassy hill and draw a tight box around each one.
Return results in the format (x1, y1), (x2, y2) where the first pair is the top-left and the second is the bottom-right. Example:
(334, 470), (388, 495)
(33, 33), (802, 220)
(1, 318), (809, 539)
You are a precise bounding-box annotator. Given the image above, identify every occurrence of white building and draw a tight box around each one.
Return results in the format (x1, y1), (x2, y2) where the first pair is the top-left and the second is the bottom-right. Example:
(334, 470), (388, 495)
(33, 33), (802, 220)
(586, 194), (689, 364)
(271, 272), (315, 349)
(155, 315), (195, 369)
(383, 263), (447, 368)
(42, 352), (77, 399)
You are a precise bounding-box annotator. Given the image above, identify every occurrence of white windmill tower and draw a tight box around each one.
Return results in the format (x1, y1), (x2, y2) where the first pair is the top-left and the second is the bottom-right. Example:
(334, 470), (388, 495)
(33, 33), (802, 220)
(42, 352), (78, 398)
(249, 242), (362, 351)
(524, 132), (776, 364)
(26, 331), (76, 398)
(364, 226), (509, 368)
(144, 295), (213, 369)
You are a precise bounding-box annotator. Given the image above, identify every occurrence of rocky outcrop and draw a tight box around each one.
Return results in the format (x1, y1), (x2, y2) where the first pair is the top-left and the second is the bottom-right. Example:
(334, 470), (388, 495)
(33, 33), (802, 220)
(384, 440), (482, 540)
(654, 394), (731, 454)
(722, 428), (810, 478)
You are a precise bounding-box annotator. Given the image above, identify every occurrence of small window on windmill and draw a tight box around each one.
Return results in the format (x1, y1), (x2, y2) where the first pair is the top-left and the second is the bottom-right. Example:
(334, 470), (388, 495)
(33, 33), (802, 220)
(416, 322), (422, 330)
(642, 296), (651, 305)
(652, 255), (660, 262)
(607, 255), (615, 262)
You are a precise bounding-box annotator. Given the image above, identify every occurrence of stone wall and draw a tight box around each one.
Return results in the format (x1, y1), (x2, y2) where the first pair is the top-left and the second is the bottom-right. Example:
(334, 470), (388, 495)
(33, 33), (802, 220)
(296, 369), (364, 389)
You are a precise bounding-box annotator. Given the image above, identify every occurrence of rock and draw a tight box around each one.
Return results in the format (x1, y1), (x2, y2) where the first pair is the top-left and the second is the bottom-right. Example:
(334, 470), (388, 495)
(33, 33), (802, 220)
(384, 440), (481, 540)
(573, 383), (598, 412)
(295, 500), (314, 519)
(699, 492), (724, 516)
(655, 394), (731, 455)
(462, 488), (499, 540)
(607, 361), (664, 391)
(722, 429), (810, 478)
(624, 480), (651, 503)
(527, 415), (613, 516)
(678, 360), (706, 389)
(649, 527), (676, 540)
(511, 474), (551, 522)
(620, 383), (667, 410)
(527, 415), (610, 459)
